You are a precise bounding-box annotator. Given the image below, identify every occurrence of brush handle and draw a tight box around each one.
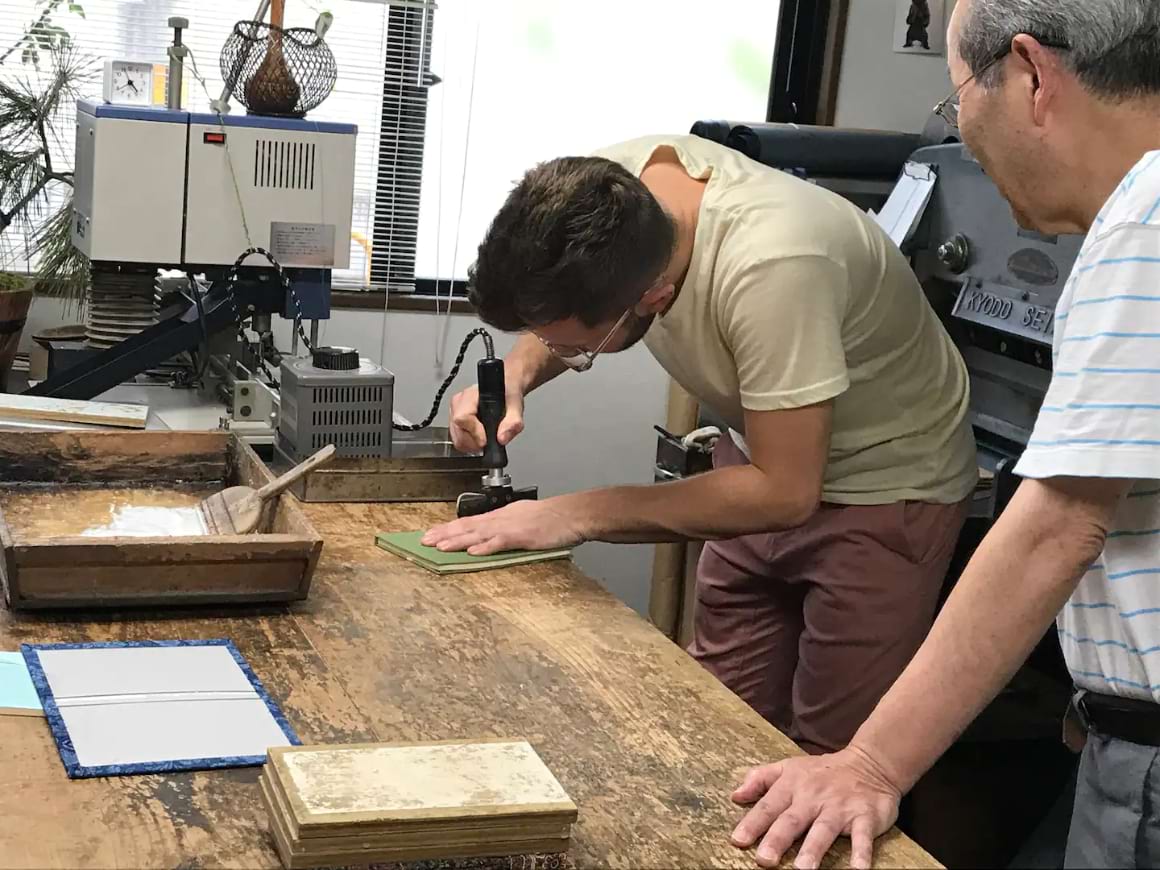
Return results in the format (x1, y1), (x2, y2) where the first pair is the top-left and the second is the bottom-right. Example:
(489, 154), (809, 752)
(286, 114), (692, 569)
(255, 444), (336, 502)
(270, 0), (286, 28)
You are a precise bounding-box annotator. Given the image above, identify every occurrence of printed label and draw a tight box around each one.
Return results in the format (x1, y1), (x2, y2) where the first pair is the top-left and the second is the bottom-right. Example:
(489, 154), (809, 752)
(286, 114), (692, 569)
(269, 222), (336, 267)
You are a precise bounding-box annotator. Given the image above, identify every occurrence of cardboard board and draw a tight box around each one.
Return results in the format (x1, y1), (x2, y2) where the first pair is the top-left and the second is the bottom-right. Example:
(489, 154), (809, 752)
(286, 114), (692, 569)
(375, 532), (571, 575)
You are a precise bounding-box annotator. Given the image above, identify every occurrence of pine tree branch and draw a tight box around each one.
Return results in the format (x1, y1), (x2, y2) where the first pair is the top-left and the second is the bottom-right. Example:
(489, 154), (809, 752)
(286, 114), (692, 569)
(0, 0), (67, 66)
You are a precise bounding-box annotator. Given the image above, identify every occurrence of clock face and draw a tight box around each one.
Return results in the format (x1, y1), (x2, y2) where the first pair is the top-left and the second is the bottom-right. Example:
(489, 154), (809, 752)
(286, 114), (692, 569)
(104, 61), (153, 105)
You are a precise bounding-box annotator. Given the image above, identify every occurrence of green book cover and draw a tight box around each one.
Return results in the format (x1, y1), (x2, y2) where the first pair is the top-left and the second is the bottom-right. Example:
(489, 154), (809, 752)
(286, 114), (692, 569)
(375, 531), (572, 575)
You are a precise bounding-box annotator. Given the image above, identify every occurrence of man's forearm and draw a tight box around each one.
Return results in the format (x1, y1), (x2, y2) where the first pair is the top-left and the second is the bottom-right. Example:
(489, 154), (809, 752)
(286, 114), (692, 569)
(848, 479), (1112, 793)
(557, 464), (819, 544)
(506, 333), (568, 395)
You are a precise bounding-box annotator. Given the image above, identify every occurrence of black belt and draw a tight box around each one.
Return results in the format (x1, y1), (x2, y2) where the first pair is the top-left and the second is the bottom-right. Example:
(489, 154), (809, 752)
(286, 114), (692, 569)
(1074, 690), (1160, 747)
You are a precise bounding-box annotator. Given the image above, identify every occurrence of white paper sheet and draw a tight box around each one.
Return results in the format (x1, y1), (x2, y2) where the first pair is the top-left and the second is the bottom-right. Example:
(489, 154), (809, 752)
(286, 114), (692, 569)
(33, 644), (293, 773)
(60, 698), (291, 768)
(873, 161), (938, 249)
(36, 645), (255, 698)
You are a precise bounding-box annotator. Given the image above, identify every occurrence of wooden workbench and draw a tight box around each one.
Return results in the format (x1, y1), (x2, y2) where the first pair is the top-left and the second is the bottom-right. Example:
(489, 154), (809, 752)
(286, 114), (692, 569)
(0, 501), (938, 869)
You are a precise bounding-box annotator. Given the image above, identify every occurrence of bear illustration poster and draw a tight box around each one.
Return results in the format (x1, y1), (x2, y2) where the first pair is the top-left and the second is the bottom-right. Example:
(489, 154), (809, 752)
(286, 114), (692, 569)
(894, 0), (947, 55)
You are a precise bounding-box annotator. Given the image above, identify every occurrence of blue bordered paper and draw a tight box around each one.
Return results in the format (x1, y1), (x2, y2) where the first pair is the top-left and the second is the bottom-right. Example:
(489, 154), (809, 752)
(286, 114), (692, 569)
(21, 639), (299, 779)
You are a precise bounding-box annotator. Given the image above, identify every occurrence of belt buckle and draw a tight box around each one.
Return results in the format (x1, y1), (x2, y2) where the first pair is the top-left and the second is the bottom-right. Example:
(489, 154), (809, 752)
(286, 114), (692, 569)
(1064, 690), (1091, 753)
(1074, 690), (1092, 729)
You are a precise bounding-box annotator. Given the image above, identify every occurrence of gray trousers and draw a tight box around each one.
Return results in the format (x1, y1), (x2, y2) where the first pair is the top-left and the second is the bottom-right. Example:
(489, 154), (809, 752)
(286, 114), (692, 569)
(1065, 733), (1160, 868)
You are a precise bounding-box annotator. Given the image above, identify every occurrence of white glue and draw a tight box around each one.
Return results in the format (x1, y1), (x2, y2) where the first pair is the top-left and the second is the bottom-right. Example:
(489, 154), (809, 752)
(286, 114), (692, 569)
(80, 505), (209, 538)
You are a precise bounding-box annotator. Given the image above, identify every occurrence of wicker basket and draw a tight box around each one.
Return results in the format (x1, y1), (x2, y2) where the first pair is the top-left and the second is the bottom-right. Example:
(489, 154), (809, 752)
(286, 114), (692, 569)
(220, 21), (337, 118)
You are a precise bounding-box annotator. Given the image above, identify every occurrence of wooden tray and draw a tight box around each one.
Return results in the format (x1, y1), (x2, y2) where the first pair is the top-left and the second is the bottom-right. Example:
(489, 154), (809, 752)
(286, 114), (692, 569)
(274, 429), (487, 504)
(0, 431), (322, 611)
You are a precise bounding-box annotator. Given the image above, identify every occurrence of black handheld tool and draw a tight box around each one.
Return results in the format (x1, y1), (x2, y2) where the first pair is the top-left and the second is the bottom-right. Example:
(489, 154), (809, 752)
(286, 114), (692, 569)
(456, 356), (538, 518)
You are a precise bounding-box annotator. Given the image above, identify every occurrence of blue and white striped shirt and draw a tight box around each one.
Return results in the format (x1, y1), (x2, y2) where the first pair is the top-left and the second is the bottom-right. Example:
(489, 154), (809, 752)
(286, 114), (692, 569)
(1016, 150), (1160, 701)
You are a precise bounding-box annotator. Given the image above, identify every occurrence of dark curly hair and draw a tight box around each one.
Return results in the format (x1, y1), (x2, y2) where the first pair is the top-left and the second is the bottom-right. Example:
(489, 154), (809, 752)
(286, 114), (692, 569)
(467, 156), (676, 332)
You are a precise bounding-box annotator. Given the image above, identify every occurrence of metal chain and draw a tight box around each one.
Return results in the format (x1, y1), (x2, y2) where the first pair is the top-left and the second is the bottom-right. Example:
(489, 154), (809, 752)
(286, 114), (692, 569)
(394, 328), (495, 432)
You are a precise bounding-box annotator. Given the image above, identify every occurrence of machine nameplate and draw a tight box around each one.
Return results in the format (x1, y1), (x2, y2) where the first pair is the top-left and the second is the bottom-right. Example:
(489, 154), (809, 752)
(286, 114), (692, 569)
(270, 222), (336, 267)
(953, 283), (1055, 347)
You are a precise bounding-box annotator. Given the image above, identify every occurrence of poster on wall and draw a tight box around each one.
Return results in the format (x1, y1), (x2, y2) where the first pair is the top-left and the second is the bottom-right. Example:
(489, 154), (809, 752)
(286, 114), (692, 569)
(893, 0), (947, 55)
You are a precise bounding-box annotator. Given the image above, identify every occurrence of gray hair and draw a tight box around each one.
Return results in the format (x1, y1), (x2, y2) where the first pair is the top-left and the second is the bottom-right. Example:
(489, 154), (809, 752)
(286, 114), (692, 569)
(959, 0), (1160, 98)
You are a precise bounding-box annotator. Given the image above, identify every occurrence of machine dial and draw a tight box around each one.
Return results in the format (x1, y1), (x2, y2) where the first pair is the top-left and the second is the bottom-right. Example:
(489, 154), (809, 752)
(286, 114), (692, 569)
(312, 346), (360, 371)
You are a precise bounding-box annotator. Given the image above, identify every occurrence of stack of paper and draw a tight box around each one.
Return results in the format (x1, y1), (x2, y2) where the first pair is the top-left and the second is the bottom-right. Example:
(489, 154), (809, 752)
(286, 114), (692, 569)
(260, 739), (578, 869)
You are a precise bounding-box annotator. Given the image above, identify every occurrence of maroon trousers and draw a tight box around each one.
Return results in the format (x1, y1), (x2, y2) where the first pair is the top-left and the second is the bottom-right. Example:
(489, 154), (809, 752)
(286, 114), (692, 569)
(689, 435), (969, 754)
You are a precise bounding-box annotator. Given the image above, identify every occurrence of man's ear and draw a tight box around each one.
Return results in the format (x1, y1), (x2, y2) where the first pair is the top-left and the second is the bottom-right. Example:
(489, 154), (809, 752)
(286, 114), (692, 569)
(1012, 33), (1064, 127)
(638, 282), (676, 315)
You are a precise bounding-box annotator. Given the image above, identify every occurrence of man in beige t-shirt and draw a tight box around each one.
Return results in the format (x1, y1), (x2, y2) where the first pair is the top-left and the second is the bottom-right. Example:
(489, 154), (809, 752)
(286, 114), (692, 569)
(424, 134), (977, 753)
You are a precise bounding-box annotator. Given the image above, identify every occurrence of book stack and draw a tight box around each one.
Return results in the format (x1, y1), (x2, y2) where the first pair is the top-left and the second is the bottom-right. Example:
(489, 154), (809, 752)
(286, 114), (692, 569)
(260, 739), (579, 869)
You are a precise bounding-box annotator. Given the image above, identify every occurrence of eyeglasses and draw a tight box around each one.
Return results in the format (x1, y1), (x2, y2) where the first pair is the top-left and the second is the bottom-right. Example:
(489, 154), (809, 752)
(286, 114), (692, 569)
(934, 37), (1071, 128)
(534, 308), (634, 373)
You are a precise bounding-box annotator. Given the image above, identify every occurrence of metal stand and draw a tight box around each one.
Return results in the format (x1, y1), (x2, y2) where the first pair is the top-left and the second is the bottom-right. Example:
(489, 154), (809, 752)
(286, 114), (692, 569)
(167, 17), (189, 110)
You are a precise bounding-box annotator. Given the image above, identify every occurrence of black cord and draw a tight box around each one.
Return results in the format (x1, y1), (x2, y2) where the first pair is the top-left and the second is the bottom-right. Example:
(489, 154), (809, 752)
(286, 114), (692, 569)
(394, 328), (495, 432)
(227, 247), (313, 353)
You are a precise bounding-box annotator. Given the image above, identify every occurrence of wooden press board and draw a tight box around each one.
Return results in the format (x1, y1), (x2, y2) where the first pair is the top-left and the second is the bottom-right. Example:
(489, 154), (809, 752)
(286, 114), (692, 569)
(268, 739), (578, 836)
(0, 394), (148, 429)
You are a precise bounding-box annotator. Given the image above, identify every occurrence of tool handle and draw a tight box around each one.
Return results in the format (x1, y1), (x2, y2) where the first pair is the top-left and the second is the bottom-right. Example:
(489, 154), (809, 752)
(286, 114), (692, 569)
(256, 444), (337, 501)
(270, 0), (285, 28)
(477, 357), (508, 470)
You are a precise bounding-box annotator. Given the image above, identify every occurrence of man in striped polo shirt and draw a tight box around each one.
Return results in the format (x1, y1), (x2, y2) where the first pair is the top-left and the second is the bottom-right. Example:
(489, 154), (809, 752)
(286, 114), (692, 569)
(727, 1), (1160, 868)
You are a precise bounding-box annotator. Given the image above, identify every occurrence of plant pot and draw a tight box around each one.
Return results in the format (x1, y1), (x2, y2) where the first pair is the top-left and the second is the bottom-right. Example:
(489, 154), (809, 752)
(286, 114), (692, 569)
(0, 288), (34, 393)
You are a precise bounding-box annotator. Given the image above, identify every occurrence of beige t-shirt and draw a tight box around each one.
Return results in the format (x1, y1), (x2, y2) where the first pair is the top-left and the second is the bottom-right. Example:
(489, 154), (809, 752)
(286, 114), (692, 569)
(593, 134), (977, 505)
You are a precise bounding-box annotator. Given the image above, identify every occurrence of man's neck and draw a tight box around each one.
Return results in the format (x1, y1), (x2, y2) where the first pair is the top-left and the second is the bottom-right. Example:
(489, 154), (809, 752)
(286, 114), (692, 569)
(639, 154), (706, 293)
(1074, 99), (1160, 228)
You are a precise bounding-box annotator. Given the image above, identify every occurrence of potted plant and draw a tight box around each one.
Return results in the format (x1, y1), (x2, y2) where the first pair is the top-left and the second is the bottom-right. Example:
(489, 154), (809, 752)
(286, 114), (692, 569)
(0, 271), (32, 390)
(0, 38), (91, 391)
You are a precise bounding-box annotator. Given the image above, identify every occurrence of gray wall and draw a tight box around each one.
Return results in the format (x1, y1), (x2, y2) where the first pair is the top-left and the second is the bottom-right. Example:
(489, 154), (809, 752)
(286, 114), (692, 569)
(20, 298), (669, 615)
(834, 0), (957, 133)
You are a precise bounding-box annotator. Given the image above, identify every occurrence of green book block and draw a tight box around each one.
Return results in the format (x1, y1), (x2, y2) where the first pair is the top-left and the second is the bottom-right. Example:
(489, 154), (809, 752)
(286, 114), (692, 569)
(375, 531), (572, 575)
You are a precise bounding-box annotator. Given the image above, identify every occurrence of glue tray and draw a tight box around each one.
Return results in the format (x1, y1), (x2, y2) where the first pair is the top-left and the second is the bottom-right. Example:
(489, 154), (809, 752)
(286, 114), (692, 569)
(273, 428), (487, 504)
(0, 430), (322, 611)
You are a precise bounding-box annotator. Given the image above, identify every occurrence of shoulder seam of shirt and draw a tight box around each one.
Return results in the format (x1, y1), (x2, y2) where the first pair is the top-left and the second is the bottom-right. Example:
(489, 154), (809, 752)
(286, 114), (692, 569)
(1094, 212), (1160, 243)
(1095, 199), (1160, 236)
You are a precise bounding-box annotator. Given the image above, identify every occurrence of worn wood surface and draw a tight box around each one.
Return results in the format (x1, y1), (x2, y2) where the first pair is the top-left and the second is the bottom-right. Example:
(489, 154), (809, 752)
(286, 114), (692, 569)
(0, 432), (322, 610)
(0, 430), (228, 484)
(0, 501), (939, 870)
(0, 394), (148, 429)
